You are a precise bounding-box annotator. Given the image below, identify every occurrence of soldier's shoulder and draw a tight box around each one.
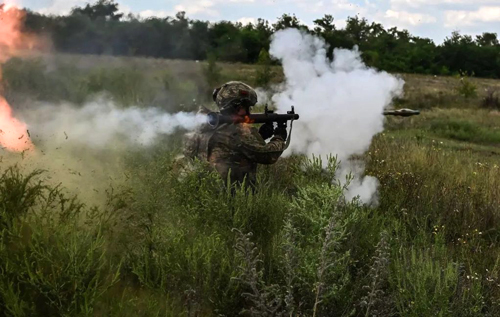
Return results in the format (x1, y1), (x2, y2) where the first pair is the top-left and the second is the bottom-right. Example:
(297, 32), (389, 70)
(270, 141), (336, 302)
(214, 123), (238, 135)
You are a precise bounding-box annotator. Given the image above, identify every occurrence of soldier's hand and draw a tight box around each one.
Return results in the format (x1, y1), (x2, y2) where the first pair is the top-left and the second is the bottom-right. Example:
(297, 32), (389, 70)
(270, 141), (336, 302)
(274, 126), (287, 142)
(258, 122), (274, 140)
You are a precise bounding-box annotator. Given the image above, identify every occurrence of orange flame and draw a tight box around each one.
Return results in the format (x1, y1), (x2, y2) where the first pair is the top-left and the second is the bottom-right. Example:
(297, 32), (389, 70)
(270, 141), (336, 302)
(0, 2), (35, 152)
(0, 96), (31, 151)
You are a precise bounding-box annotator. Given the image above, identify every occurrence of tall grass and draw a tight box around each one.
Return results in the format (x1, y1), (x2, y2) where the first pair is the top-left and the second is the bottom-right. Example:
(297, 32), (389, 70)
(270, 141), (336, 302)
(4, 141), (498, 315)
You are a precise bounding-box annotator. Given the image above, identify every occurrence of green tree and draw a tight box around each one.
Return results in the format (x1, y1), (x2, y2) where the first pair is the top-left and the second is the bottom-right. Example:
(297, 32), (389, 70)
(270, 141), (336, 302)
(71, 0), (123, 21)
(476, 32), (499, 47)
(16, 9), (500, 78)
(273, 14), (306, 31)
(313, 14), (335, 34)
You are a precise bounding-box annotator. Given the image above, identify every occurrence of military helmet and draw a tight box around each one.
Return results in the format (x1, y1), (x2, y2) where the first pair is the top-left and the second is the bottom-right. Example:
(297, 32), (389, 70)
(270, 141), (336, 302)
(213, 81), (258, 114)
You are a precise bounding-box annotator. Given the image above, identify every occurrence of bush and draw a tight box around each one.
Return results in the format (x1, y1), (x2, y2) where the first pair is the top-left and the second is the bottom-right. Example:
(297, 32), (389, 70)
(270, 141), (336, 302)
(480, 89), (500, 110)
(455, 73), (478, 99)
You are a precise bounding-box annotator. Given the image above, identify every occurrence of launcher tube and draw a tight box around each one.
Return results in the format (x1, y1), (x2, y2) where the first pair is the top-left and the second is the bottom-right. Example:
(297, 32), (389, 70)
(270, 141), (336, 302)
(207, 112), (299, 127)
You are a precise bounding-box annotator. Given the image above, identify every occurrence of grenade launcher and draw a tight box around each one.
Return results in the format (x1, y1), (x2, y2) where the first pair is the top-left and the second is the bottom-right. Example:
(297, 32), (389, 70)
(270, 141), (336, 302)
(207, 106), (299, 128)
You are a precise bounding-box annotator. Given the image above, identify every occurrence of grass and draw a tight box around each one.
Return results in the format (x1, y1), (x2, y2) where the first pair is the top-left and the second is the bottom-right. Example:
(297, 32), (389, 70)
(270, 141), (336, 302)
(1, 54), (500, 315)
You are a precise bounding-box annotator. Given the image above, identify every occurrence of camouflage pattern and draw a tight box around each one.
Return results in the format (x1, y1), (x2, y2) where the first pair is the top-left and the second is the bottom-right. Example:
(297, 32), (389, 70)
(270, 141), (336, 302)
(182, 105), (215, 162)
(215, 81), (258, 113)
(183, 117), (285, 186)
(208, 124), (285, 186)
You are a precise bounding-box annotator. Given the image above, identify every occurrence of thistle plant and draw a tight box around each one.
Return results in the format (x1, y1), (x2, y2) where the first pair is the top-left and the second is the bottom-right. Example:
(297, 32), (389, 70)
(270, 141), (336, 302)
(312, 199), (349, 317)
(360, 231), (391, 317)
(282, 216), (298, 316)
(232, 228), (283, 316)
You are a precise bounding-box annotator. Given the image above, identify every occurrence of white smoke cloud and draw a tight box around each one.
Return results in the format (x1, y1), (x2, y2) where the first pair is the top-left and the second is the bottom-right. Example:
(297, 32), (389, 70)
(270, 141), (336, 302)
(21, 97), (206, 149)
(269, 28), (404, 205)
(1, 97), (206, 207)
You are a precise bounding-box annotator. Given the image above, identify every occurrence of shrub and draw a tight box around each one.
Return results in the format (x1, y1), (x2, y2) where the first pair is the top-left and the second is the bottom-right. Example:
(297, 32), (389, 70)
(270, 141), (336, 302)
(480, 89), (500, 110)
(455, 73), (477, 99)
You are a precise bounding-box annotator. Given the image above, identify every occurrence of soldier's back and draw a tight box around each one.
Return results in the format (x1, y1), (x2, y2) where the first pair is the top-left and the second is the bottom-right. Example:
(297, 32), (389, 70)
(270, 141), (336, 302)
(209, 124), (259, 186)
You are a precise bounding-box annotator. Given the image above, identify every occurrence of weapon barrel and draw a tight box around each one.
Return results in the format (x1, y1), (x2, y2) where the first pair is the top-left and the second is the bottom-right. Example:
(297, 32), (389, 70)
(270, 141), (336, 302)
(207, 112), (299, 127)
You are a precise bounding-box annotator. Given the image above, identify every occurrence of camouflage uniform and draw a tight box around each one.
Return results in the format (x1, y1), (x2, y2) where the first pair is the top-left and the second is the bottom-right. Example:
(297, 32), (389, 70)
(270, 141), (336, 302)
(183, 81), (286, 186)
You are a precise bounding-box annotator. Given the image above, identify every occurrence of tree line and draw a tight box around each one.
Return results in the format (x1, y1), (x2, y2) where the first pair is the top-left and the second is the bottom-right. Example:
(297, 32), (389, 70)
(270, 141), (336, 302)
(12, 0), (500, 78)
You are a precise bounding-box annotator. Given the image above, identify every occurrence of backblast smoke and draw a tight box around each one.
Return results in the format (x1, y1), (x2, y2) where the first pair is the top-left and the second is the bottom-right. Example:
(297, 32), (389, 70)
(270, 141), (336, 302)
(6, 99), (206, 205)
(22, 99), (206, 149)
(268, 28), (404, 204)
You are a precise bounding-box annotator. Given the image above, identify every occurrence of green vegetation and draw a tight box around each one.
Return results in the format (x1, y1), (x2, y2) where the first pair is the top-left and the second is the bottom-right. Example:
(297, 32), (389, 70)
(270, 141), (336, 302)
(255, 49), (274, 88)
(456, 73), (478, 99)
(203, 53), (222, 94)
(2, 56), (500, 315)
(10, 0), (500, 78)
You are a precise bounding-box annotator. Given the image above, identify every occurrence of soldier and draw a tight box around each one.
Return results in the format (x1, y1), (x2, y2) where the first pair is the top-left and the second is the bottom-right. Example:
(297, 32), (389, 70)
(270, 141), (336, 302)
(183, 81), (287, 188)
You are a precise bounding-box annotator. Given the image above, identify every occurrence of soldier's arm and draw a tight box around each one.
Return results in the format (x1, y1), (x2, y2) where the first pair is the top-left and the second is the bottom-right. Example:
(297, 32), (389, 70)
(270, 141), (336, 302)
(236, 126), (286, 164)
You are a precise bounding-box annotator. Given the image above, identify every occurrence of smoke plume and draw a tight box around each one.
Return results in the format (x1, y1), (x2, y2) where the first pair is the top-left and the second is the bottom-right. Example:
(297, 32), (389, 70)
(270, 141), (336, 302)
(268, 29), (404, 204)
(21, 98), (206, 149)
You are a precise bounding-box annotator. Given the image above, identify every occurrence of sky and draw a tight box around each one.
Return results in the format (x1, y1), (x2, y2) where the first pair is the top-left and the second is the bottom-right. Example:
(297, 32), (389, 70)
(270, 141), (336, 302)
(13, 0), (500, 44)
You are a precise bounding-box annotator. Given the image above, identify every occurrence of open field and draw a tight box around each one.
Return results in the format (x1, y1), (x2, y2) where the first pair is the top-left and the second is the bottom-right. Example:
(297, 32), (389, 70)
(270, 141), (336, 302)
(1, 53), (500, 316)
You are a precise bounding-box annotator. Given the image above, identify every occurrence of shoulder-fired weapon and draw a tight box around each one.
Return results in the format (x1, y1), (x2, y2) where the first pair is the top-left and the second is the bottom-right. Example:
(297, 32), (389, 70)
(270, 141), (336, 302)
(207, 106), (299, 128)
